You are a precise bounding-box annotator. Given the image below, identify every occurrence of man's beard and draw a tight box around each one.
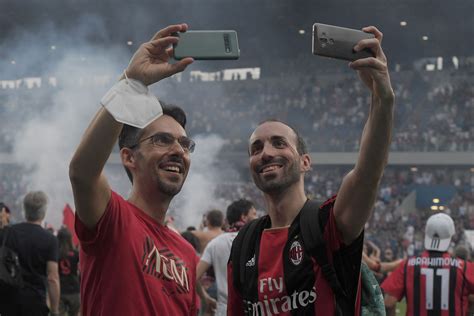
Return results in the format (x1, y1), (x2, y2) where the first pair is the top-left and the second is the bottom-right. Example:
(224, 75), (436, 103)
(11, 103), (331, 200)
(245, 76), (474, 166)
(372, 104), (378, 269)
(156, 177), (184, 197)
(252, 159), (300, 194)
(155, 156), (187, 197)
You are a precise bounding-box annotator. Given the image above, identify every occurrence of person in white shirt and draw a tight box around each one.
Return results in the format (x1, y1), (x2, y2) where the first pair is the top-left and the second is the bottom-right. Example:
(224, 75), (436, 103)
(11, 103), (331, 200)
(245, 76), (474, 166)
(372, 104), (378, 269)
(196, 199), (257, 316)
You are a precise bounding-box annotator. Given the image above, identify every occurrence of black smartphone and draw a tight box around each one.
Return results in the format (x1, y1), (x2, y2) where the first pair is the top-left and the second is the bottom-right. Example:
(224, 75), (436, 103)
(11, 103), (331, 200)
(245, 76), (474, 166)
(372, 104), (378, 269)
(312, 23), (375, 61)
(173, 30), (240, 60)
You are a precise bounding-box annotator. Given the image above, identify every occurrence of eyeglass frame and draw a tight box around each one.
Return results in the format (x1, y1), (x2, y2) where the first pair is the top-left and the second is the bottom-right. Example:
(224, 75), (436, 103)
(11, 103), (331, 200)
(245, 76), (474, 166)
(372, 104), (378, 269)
(128, 132), (196, 153)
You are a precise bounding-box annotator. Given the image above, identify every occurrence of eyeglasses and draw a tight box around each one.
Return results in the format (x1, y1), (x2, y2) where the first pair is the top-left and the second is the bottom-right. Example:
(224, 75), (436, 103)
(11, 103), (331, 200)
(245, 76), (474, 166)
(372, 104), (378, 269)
(131, 132), (196, 153)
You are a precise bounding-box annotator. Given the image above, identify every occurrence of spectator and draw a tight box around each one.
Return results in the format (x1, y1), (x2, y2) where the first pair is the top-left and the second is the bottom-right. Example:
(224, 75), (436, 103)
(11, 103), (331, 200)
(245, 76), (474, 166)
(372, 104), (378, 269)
(197, 199), (257, 315)
(57, 227), (80, 316)
(382, 213), (474, 315)
(192, 209), (225, 310)
(454, 244), (471, 261)
(180, 230), (216, 316)
(0, 202), (11, 228)
(192, 209), (224, 253)
(181, 230), (200, 254)
(0, 191), (60, 316)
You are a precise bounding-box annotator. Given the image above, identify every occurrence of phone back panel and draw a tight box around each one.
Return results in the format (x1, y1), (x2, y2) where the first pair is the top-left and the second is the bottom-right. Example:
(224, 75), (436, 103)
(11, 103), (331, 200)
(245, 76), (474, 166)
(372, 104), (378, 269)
(174, 30), (240, 60)
(312, 23), (375, 61)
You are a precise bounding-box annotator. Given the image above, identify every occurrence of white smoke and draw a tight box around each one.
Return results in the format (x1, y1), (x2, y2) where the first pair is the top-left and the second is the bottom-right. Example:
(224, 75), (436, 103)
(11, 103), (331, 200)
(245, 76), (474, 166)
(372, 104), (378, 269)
(6, 16), (240, 229)
(12, 52), (127, 227)
(171, 134), (229, 229)
(8, 16), (130, 227)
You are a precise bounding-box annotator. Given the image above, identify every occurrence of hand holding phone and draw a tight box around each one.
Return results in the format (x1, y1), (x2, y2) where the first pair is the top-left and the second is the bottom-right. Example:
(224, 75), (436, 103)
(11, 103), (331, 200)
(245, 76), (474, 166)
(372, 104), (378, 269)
(173, 30), (240, 60)
(312, 23), (375, 61)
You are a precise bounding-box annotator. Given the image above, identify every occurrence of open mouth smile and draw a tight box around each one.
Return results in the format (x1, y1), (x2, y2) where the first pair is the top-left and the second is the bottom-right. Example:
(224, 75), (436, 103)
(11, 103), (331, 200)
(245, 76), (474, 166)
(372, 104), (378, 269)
(259, 164), (283, 174)
(159, 163), (184, 174)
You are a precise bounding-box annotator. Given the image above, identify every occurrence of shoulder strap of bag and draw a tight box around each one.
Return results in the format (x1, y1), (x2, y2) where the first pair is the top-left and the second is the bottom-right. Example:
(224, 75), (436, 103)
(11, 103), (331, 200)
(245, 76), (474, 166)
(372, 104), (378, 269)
(299, 200), (350, 315)
(231, 216), (266, 293)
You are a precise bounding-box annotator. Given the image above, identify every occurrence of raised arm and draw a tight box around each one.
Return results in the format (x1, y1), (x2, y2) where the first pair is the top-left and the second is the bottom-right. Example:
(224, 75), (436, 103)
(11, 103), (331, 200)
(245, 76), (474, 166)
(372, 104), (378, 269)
(333, 26), (395, 244)
(69, 23), (193, 229)
(367, 240), (381, 259)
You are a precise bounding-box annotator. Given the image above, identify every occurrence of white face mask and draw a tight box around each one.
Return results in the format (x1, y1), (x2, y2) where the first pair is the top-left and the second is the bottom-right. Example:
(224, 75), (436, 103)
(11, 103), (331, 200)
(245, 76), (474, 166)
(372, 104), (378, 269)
(101, 75), (163, 128)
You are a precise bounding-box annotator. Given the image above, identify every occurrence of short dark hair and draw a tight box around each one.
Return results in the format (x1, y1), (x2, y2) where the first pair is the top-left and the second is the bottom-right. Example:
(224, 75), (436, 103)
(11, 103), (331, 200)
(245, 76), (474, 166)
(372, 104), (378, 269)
(57, 227), (74, 258)
(180, 231), (199, 252)
(226, 199), (254, 226)
(206, 209), (224, 228)
(455, 245), (470, 261)
(118, 102), (188, 183)
(255, 119), (308, 155)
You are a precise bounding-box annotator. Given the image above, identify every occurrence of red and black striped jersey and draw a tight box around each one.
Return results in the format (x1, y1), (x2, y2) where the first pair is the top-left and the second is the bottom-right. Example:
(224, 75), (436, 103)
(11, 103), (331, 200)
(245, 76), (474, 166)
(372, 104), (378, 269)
(382, 250), (474, 316)
(227, 197), (364, 315)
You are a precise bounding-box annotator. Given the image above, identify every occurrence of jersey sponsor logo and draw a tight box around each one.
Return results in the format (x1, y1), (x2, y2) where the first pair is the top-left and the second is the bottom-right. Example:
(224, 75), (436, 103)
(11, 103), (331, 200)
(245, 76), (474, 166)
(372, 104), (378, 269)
(260, 277), (284, 293)
(244, 276), (317, 315)
(141, 236), (190, 293)
(289, 241), (303, 266)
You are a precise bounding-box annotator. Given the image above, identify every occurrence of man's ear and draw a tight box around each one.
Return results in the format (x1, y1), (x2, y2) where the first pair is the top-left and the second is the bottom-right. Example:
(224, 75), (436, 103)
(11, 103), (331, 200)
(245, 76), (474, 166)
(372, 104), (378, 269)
(120, 147), (136, 170)
(300, 153), (312, 172)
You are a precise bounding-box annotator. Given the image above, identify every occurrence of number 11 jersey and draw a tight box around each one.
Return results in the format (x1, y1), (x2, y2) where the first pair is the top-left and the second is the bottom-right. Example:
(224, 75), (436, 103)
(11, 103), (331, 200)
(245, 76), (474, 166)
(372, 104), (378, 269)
(381, 250), (474, 316)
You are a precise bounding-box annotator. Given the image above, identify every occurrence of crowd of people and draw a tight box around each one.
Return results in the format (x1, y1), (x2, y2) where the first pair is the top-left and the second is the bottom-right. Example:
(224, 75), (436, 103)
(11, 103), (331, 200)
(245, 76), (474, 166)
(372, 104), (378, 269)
(0, 24), (473, 316)
(171, 70), (472, 153)
(2, 164), (473, 263)
(1, 181), (473, 315)
(0, 65), (473, 154)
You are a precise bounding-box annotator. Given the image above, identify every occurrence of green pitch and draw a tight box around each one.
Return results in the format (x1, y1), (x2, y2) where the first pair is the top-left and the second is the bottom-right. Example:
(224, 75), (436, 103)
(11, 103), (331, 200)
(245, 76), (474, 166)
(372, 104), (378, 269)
(396, 300), (407, 315)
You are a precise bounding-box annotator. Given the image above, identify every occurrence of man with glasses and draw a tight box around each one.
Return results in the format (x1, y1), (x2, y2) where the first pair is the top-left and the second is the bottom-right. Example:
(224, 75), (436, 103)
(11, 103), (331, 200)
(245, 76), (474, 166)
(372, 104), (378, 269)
(69, 24), (198, 316)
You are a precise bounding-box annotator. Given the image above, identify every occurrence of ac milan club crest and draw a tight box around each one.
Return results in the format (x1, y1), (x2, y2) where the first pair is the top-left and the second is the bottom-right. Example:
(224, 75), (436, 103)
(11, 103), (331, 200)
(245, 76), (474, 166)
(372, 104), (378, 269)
(289, 240), (304, 265)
